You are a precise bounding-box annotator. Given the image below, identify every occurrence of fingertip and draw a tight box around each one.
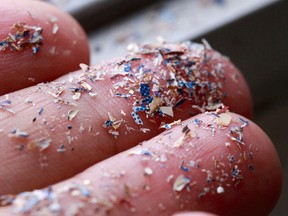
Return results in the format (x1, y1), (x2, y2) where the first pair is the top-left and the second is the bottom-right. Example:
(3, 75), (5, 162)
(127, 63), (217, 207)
(219, 57), (253, 119)
(0, 0), (89, 94)
(60, 111), (282, 216)
(188, 112), (281, 215)
(0, 111), (282, 216)
(164, 111), (282, 215)
(102, 111), (282, 215)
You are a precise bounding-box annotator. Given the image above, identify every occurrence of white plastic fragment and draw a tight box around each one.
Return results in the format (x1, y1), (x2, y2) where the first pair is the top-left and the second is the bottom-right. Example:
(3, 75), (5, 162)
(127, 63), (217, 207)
(81, 81), (92, 91)
(159, 106), (174, 117)
(144, 167), (153, 176)
(216, 113), (232, 127)
(173, 175), (190, 191)
(216, 186), (225, 194)
(79, 63), (89, 72)
(88, 92), (98, 97)
(52, 24), (59, 34)
(68, 109), (79, 121)
(72, 92), (81, 100)
(166, 175), (174, 183)
(28, 138), (51, 151)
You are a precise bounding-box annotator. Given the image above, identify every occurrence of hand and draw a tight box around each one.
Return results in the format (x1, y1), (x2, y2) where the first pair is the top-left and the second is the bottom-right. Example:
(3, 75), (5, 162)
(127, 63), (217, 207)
(0, 1), (282, 215)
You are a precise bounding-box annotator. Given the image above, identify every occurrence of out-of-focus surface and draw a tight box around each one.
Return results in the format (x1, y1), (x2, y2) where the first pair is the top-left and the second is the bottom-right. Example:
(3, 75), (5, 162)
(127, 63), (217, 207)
(43, 0), (164, 31)
(87, 0), (278, 64)
(45, 0), (288, 215)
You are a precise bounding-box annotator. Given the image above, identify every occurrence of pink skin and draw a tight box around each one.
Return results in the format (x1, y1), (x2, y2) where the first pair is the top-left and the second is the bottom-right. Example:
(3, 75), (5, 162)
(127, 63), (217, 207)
(0, 42), (253, 194)
(0, 113), (282, 215)
(0, 0), (89, 95)
(0, 0), (282, 215)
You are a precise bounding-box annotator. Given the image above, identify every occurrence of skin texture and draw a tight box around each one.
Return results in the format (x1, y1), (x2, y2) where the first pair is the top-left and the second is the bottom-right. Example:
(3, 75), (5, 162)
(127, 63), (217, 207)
(0, 0), (89, 94)
(0, 113), (282, 215)
(0, 0), (282, 215)
(0, 42), (253, 194)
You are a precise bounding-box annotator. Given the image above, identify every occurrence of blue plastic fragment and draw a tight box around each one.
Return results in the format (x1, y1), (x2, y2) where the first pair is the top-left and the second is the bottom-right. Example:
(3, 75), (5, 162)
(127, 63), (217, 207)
(140, 83), (150, 97)
(136, 64), (144, 71)
(104, 120), (113, 127)
(181, 165), (190, 172)
(185, 81), (195, 88)
(141, 149), (152, 156)
(131, 111), (143, 125)
(124, 63), (131, 72)
(32, 45), (40, 54)
(194, 118), (201, 126)
(133, 106), (146, 112)
(239, 117), (249, 126)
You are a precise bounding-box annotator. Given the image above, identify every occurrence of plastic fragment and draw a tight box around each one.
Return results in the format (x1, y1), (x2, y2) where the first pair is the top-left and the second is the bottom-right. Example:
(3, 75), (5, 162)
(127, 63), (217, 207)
(216, 112), (232, 127)
(173, 175), (190, 191)
(28, 138), (51, 151)
(144, 167), (153, 176)
(216, 186), (224, 194)
(67, 109), (79, 121)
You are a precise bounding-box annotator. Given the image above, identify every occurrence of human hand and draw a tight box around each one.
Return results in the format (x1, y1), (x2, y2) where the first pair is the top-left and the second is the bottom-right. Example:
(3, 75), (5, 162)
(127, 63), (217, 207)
(0, 1), (282, 215)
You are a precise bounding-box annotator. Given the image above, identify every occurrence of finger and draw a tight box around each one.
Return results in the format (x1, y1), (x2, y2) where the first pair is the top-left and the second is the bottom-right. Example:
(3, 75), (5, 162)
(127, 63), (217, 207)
(0, 0), (89, 95)
(0, 41), (253, 194)
(0, 112), (282, 216)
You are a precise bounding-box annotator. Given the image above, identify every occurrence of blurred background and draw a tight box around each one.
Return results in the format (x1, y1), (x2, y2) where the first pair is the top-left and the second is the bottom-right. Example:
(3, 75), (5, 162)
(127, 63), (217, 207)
(44, 0), (288, 215)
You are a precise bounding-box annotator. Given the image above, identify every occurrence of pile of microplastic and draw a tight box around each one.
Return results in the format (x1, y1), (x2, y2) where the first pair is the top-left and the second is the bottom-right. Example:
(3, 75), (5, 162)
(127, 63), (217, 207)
(0, 22), (43, 54)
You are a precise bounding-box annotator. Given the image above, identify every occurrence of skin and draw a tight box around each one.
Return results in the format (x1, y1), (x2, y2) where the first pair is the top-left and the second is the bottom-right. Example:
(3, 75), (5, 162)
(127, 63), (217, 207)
(0, 0), (282, 215)
(0, 0), (89, 94)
